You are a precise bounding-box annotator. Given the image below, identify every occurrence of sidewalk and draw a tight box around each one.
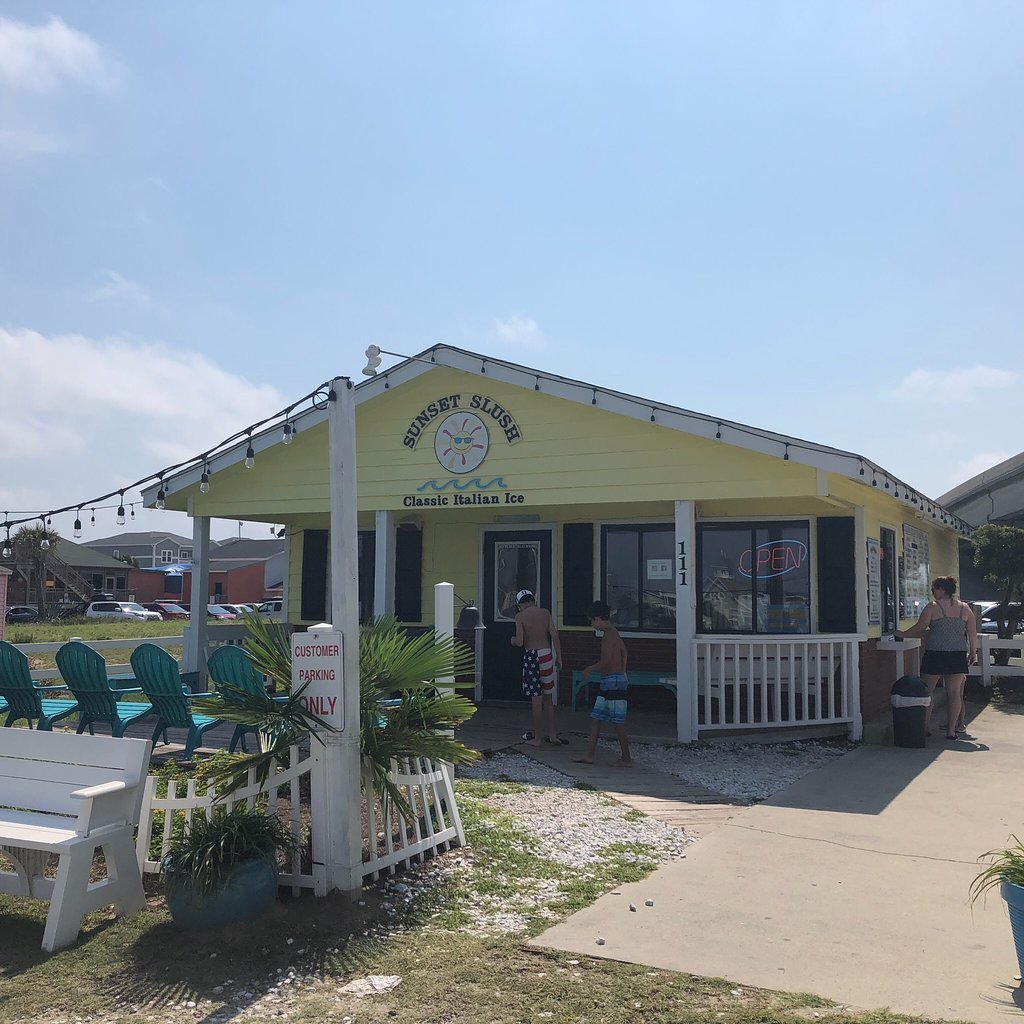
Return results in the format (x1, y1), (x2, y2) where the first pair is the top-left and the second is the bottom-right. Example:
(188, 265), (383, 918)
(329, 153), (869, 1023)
(531, 701), (1024, 1023)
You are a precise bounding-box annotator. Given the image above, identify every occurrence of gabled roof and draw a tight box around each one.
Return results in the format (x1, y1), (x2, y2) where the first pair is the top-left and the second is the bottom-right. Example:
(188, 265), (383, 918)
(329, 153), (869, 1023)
(938, 451), (1024, 528)
(90, 531), (193, 547)
(55, 539), (135, 571)
(211, 538), (286, 561)
(144, 344), (972, 534)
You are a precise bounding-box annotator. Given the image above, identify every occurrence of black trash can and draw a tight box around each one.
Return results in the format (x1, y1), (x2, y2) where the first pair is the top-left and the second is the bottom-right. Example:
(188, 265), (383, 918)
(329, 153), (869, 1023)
(891, 675), (931, 748)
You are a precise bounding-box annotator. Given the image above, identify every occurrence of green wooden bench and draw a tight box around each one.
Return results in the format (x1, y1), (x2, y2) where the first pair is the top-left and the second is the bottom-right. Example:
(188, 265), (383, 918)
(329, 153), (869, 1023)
(570, 669), (677, 711)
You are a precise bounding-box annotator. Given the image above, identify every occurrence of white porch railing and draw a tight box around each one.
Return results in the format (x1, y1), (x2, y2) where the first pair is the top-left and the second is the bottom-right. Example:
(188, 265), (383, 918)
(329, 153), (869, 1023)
(968, 634), (1024, 686)
(136, 746), (465, 895)
(695, 634), (863, 731)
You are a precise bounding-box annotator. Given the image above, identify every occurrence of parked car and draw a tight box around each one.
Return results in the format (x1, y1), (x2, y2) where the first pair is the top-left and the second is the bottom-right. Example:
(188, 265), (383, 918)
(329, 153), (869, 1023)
(144, 602), (190, 620)
(207, 604), (239, 620)
(222, 603), (256, 617)
(5, 605), (39, 623)
(85, 601), (162, 622)
(257, 599), (284, 621)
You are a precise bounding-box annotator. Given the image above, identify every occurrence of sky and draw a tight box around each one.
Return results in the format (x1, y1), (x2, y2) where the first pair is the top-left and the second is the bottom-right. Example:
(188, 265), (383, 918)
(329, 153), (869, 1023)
(1, 3), (1022, 542)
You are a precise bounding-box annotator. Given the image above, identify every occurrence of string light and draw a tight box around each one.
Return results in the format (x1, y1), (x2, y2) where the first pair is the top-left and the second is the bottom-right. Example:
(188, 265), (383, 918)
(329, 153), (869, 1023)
(715, 422), (722, 439)
(859, 459), (865, 476)
(245, 433), (256, 470)
(282, 423), (293, 445)
(73, 509), (83, 539)
(90, 508), (96, 526)
(200, 465), (211, 494)
(591, 389), (597, 405)
(116, 492), (126, 525)
(39, 516), (50, 551)
(783, 444), (790, 461)
(534, 376), (540, 391)
(2, 523), (11, 560)
(156, 475), (166, 511)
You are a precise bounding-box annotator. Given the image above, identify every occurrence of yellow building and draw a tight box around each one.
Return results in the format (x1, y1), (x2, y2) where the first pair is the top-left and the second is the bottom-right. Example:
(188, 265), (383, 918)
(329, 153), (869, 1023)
(149, 346), (970, 742)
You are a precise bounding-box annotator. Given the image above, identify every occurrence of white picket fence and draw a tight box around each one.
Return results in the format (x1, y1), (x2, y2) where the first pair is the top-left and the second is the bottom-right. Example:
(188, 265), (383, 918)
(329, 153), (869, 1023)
(969, 634), (1024, 686)
(135, 745), (464, 895)
(695, 634), (862, 731)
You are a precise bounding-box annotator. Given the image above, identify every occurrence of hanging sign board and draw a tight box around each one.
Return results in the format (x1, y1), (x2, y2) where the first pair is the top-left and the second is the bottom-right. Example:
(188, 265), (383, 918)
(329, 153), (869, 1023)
(291, 627), (344, 732)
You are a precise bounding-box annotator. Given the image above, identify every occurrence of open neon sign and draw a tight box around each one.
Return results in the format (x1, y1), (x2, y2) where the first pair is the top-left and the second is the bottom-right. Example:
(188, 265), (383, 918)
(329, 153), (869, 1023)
(737, 539), (808, 579)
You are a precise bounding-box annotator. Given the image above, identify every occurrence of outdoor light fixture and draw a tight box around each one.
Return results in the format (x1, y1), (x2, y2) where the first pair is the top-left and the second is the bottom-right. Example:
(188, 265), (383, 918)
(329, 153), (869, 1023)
(156, 476), (166, 510)
(73, 509), (83, 539)
(282, 422), (294, 445)
(783, 444), (790, 461)
(90, 508), (96, 526)
(362, 344), (383, 376)
(1, 535), (10, 560)
(116, 492), (126, 525)
(715, 422), (722, 439)
(245, 434), (256, 469)
(39, 517), (49, 551)
(200, 466), (210, 493)
(455, 595), (485, 631)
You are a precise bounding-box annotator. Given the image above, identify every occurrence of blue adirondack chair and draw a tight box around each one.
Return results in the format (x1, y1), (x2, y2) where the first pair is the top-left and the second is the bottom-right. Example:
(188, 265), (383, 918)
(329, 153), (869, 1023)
(129, 643), (221, 757)
(0, 640), (79, 730)
(54, 641), (153, 737)
(206, 644), (282, 753)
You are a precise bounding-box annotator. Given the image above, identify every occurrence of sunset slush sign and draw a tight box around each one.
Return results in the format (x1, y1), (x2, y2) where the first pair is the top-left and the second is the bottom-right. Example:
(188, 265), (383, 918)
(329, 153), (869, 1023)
(292, 628), (345, 731)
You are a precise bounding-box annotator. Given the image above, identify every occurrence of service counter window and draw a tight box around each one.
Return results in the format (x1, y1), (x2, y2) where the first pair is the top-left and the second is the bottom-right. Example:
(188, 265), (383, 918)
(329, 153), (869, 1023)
(601, 525), (675, 632)
(698, 521), (811, 634)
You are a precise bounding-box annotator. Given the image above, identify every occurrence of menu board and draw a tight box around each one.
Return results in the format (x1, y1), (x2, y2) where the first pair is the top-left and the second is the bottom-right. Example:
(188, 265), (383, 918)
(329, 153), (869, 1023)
(900, 524), (930, 621)
(866, 538), (881, 626)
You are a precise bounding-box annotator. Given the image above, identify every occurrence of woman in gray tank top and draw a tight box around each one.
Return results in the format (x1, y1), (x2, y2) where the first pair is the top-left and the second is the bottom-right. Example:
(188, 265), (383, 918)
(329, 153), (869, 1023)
(898, 576), (977, 740)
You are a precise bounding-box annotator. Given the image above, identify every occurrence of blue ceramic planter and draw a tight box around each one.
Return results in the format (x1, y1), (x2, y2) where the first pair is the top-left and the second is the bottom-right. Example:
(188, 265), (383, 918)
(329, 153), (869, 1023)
(1001, 880), (1024, 980)
(166, 854), (279, 930)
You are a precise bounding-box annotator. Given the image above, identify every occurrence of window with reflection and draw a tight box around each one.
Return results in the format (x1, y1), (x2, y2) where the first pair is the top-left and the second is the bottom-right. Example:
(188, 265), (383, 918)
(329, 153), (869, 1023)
(601, 525), (675, 632)
(698, 522), (811, 634)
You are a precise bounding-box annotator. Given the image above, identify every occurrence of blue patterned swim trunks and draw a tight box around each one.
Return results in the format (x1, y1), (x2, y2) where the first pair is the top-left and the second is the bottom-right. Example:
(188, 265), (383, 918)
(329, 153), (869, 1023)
(591, 673), (628, 724)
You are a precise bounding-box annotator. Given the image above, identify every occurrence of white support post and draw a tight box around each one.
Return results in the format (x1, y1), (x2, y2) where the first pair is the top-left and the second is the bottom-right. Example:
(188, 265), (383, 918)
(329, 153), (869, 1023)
(316, 378), (363, 896)
(674, 500), (697, 743)
(184, 510), (210, 685)
(373, 510), (396, 618)
(434, 582), (456, 789)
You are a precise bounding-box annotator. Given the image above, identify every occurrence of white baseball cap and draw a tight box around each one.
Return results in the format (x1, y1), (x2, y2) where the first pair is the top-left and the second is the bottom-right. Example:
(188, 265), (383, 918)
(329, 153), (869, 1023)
(516, 589), (535, 603)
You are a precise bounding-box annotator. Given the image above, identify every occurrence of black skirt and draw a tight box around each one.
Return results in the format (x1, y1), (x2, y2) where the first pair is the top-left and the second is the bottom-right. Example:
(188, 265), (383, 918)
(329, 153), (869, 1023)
(921, 650), (969, 675)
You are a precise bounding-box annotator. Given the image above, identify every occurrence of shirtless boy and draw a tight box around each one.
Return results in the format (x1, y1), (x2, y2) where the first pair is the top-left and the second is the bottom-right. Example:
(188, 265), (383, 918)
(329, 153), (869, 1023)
(572, 600), (632, 767)
(510, 589), (565, 747)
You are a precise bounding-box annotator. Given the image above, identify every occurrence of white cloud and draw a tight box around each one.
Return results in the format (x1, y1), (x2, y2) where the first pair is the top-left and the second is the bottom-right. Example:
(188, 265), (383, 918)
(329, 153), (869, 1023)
(493, 313), (545, 348)
(0, 127), (65, 159)
(892, 365), (1018, 403)
(89, 270), (152, 307)
(0, 16), (115, 93)
(0, 329), (286, 539)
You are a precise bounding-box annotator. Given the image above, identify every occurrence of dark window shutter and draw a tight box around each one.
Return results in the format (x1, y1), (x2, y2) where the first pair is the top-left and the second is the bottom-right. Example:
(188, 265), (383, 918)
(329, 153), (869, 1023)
(357, 531), (376, 623)
(563, 523), (594, 626)
(394, 528), (422, 622)
(300, 529), (329, 622)
(817, 517), (856, 633)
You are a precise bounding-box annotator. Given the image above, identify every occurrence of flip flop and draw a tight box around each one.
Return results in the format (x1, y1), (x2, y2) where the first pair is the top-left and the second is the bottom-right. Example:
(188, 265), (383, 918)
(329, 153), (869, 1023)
(521, 730), (535, 741)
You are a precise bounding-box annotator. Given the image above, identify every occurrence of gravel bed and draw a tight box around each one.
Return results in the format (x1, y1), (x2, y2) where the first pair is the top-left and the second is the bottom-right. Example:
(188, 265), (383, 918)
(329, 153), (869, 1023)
(623, 738), (851, 802)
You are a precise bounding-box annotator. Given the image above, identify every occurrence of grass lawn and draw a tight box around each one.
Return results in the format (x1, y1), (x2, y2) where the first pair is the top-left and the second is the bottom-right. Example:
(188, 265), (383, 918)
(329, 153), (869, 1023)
(0, 780), (933, 1024)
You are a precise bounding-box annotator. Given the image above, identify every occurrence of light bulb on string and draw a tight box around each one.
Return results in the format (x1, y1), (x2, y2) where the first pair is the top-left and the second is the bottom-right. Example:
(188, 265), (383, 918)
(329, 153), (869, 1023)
(200, 465), (210, 493)
(73, 509), (83, 539)
(46, 514), (52, 528)
(1, 530), (10, 560)
(156, 475), (166, 510)
(245, 434), (256, 469)
(90, 508), (96, 527)
(116, 492), (126, 525)
(39, 516), (50, 551)
(282, 423), (293, 445)
(130, 504), (136, 519)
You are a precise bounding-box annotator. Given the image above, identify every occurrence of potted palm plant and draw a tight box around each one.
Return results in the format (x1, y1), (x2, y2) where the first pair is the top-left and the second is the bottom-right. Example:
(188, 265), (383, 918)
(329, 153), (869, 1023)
(162, 802), (299, 929)
(970, 835), (1024, 980)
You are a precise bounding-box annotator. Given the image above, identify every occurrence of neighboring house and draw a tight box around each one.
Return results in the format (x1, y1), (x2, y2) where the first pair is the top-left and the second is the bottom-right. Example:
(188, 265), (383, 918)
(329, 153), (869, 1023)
(88, 531), (195, 569)
(207, 537), (286, 599)
(132, 554), (281, 606)
(0, 538), (137, 608)
(143, 344), (972, 742)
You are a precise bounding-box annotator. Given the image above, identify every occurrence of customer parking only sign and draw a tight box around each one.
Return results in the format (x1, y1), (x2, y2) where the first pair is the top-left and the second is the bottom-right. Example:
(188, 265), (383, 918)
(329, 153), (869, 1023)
(291, 627), (344, 731)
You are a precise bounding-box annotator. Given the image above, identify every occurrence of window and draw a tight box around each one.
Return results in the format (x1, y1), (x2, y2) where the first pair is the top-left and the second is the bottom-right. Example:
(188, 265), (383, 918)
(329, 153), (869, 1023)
(179, 549), (192, 561)
(160, 549), (174, 564)
(601, 525), (675, 632)
(112, 549), (120, 558)
(698, 521), (811, 634)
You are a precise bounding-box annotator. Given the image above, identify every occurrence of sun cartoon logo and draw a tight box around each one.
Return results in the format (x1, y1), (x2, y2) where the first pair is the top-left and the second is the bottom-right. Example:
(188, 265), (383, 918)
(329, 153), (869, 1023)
(434, 412), (489, 473)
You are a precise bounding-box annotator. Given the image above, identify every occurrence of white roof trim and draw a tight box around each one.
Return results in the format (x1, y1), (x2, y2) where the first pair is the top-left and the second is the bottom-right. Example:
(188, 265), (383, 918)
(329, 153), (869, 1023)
(145, 345), (971, 534)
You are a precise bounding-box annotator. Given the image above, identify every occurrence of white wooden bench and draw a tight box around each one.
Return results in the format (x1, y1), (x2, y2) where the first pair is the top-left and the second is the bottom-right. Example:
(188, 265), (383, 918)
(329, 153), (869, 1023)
(0, 729), (152, 952)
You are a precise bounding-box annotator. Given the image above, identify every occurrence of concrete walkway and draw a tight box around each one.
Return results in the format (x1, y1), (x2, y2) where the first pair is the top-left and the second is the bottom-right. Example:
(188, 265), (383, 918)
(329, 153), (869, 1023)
(531, 701), (1024, 1023)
